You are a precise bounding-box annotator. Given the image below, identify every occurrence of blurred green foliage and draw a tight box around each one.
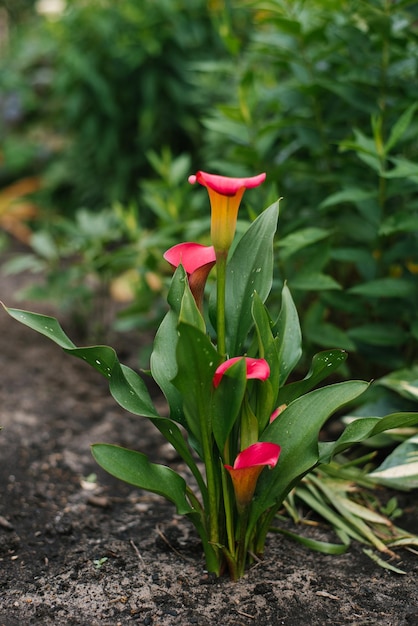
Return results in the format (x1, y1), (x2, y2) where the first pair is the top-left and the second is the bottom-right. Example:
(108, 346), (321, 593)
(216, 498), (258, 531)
(199, 0), (418, 376)
(0, 0), (37, 25)
(0, 0), (235, 209)
(1, 0), (418, 380)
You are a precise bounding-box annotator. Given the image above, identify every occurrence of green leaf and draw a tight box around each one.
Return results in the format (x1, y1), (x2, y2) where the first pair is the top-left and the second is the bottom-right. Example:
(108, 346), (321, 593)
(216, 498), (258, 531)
(250, 381), (369, 528)
(382, 156), (418, 180)
(305, 321), (357, 351)
(108, 362), (162, 418)
(91, 444), (194, 515)
(340, 129), (381, 173)
(3, 306), (76, 349)
(211, 358), (247, 451)
(362, 549), (407, 575)
(172, 322), (221, 445)
(166, 265), (189, 313)
(224, 201), (279, 355)
(3, 305), (163, 422)
(203, 116), (250, 144)
(63, 344), (117, 378)
(179, 275), (206, 333)
(150, 310), (185, 425)
(379, 212), (418, 236)
(319, 188), (377, 210)
(348, 324), (408, 347)
(252, 293), (280, 408)
(150, 266), (192, 426)
(2, 304), (206, 482)
(348, 277), (414, 299)
(303, 476), (392, 552)
(278, 349), (347, 405)
(274, 284), (302, 385)
(289, 272), (342, 291)
(272, 526), (350, 555)
(384, 103), (417, 155)
(318, 412), (418, 464)
(378, 366), (418, 401)
(368, 434), (418, 490)
(277, 227), (331, 260)
(294, 483), (366, 544)
(104, 362), (206, 499)
(64, 347), (161, 419)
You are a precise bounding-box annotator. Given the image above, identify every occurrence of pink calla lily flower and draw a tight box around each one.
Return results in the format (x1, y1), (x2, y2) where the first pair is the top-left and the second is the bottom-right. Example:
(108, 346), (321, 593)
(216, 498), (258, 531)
(164, 242), (216, 312)
(163, 242), (216, 275)
(213, 357), (270, 388)
(188, 171), (266, 254)
(225, 442), (281, 510)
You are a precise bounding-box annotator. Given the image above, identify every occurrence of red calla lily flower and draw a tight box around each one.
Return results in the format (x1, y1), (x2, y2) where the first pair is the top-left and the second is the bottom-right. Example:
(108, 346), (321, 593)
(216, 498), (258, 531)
(225, 442), (281, 510)
(163, 242), (216, 275)
(188, 171), (266, 254)
(164, 242), (216, 312)
(213, 357), (270, 388)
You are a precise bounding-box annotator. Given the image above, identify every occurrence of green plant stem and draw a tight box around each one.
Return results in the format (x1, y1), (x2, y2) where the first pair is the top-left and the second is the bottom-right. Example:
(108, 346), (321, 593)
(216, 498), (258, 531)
(252, 507), (277, 557)
(186, 507), (221, 575)
(216, 251), (227, 357)
(234, 506), (251, 580)
(201, 429), (220, 554)
(220, 461), (235, 558)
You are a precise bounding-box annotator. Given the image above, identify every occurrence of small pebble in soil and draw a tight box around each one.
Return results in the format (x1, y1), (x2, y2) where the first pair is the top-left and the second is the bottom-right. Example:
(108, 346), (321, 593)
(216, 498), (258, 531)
(0, 515), (14, 530)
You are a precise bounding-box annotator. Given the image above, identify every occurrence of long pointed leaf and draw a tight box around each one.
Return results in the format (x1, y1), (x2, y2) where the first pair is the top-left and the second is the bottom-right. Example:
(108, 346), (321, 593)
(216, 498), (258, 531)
(91, 444), (195, 515)
(274, 284), (302, 386)
(211, 358), (247, 452)
(250, 381), (369, 529)
(4, 305), (76, 349)
(363, 549), (406, 575)
(224, 201), (279, 355)
(3, 304), (206, 485)
(172, 322), (221, 446)
(150, 267), (189, 425)
(272, 526), (350, 555)
(368, 434), (418, 489)
(252, 293), (280, 410)
(278, 349), (347, 405)
(319, 413), (418, 464)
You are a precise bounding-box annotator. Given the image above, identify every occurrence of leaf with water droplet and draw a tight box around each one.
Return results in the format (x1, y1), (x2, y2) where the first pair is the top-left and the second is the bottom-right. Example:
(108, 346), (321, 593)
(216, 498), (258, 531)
(278, 349), (348, 405)
(3, 305), (76, 349)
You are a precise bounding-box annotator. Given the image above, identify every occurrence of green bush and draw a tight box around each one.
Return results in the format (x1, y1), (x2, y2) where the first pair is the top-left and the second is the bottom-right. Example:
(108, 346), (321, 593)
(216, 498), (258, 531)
(198, 0), (418, 376)
(0, 0), (230, 211)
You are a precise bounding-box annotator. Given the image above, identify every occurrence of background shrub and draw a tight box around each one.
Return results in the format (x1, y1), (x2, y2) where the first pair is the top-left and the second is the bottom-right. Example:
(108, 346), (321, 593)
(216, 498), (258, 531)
(198, 0), (418, 376)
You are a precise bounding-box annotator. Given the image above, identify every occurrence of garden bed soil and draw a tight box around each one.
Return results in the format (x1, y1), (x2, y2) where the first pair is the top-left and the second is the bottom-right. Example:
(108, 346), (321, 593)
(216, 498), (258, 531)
(1, 268), (418, 626)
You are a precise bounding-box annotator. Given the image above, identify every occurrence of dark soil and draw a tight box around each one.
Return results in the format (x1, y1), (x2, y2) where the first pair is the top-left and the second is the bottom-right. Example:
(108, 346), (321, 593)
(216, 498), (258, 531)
(1, 268), (418, 626)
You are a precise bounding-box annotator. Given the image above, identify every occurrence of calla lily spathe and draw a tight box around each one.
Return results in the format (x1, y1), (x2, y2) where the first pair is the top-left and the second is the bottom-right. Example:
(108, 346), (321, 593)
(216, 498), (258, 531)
(213, 357), (270, 388)
(188, 171), (266, 254)
(163, 242), (216, 274)
(225, 442), (281, 511)
(164, 242), (216, 311)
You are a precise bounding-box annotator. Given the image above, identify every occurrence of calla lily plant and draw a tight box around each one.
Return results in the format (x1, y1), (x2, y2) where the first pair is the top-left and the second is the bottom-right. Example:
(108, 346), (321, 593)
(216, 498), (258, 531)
(3, 170), (418, 580)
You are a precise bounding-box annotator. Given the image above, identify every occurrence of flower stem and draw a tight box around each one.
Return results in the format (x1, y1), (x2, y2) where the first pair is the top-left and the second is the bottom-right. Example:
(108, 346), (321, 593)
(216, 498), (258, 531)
(233, 506), (251, 580)
(220, 461), (235, 557)
(199, 419), (220, 557)
(216, 251), (227, 358)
